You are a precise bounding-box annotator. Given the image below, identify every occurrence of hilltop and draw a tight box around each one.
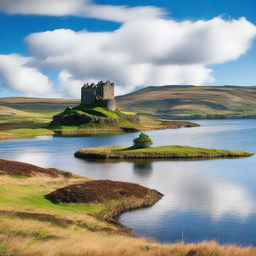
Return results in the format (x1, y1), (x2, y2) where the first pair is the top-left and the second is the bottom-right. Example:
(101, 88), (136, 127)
(50, 102), (143, 132)
(116, 85), (256, 119)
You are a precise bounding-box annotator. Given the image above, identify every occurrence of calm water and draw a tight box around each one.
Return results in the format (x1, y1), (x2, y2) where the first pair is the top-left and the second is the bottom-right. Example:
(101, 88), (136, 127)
(1, 120), (256, 245)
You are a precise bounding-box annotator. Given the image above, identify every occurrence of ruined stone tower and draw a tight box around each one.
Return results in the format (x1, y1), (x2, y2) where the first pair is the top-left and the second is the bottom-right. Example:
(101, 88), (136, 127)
(81, 81), (116, 111)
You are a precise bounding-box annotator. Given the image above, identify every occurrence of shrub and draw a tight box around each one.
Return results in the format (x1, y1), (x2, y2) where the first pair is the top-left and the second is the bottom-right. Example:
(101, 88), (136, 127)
(133, 133), (153, 149)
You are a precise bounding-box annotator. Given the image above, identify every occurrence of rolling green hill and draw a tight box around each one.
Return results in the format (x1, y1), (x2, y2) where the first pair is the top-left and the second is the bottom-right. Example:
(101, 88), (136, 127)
(2, 85), (256, 123)
(116, 85), (256, 119)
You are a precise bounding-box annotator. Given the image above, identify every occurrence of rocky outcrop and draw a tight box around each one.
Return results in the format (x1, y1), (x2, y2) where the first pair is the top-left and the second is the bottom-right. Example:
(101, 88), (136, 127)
(119, 113), (140, 123)
(161, 120), (200, 128)
(51, 112), (118, 126)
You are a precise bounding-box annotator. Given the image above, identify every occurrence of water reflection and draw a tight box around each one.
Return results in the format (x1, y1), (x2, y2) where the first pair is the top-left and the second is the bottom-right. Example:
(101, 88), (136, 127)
(156, 168), (254, 218)
(120, 163), (255, 244)
(133, 160), (153, 178)
(1, 120), (256, 245)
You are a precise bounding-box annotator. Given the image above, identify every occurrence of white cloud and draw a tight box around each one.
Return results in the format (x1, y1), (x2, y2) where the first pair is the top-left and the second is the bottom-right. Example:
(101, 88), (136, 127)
(0, 54), (53, 96)
(58, 70), (85, 98)
(0, 0), (255, 97)
(24, 16), (256, 96)
(0, 0), (164, 23)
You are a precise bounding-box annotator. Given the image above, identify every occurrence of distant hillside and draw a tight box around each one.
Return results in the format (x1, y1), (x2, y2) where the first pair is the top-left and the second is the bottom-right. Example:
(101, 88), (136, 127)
(2, 85), (256, 121)
(0, 97), (79, 131)
(116, 85), (256, 119)
(0, 97), (79, 115)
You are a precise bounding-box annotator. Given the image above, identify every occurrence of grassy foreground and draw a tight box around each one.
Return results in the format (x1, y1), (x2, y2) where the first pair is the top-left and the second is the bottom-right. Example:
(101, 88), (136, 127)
(1, 160), (256, 255)
(75, 145), (254, 160)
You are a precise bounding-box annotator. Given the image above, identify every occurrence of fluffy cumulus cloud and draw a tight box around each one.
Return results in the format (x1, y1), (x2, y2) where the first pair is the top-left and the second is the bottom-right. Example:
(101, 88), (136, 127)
(0, 0), (256, 97)
(58, 70), (85, 98)
(25, 17), (256, 96)
(0, 54), (53, 96)
(0, 0), (164, 23)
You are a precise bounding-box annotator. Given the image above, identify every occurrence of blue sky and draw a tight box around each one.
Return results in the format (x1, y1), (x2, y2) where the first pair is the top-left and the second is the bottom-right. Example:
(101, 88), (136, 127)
(0, 0), (255, 98)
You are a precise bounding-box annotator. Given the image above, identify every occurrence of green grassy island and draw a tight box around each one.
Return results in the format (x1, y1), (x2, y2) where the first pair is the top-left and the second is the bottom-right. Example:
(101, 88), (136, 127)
(75, 145), (254, 160)
(49, 103), (199, 135)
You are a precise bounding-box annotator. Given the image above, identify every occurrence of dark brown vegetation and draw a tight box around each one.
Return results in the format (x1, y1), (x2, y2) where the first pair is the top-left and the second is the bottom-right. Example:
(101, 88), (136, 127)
(46, 180), (163, 224)
(0, 159), (76, 178)
(46, 180), (163, 204)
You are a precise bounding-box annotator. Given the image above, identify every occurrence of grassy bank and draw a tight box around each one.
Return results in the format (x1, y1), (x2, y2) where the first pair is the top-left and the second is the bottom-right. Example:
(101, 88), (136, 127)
(75, 145), (254, 160)
(1, 159), (256, 256)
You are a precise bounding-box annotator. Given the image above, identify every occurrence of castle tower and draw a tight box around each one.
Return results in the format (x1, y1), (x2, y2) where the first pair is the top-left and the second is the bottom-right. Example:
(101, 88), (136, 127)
(81, 81), (116, 111)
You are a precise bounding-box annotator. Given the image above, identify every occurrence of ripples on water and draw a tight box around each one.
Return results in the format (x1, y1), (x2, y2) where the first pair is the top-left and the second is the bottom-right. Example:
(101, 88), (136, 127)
(1, 120), (256, 245)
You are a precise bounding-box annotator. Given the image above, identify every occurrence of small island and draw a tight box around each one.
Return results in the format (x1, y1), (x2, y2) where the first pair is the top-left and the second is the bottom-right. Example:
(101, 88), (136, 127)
(50, 81), (199, 135)
(75, 133), (254, 160)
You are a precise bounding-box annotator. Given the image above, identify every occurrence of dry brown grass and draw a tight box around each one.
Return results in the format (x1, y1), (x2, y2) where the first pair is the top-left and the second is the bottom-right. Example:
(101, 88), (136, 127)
(1, 216), (256, 256)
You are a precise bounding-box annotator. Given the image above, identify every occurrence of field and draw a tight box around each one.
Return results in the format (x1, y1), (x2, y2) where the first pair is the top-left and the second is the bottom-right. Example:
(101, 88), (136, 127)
(1, 159), (256, 256)
(75, 145), (254, 160)
(117, 85), (256, 119)
(0, 97), (79, 138)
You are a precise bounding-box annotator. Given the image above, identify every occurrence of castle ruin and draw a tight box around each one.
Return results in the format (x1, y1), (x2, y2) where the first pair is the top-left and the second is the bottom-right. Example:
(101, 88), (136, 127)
(81, 81), (116, 111)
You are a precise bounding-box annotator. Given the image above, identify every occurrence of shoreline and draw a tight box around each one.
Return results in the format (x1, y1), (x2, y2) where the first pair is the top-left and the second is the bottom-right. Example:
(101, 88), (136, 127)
(0, 119), (199, 140)
(0, 158), (163, 235)
(1, 159), (256, 255)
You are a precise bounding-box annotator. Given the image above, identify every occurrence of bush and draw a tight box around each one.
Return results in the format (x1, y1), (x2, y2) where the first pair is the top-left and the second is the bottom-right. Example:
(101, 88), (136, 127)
(133, 133), (153, 149)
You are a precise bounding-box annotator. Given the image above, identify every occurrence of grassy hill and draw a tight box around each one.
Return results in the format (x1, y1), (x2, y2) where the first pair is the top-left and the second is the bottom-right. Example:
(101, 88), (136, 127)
(2, 85), (256, 122)
(50, 102), (143, 131)
(116, 85), (256, 119)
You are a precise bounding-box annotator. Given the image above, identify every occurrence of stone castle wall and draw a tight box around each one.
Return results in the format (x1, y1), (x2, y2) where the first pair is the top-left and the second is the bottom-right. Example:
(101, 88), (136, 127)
(101, 99), (116, 111)
(81, 87), (96, 105)
(81, 81), (116, 110)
